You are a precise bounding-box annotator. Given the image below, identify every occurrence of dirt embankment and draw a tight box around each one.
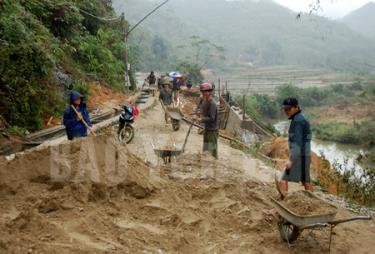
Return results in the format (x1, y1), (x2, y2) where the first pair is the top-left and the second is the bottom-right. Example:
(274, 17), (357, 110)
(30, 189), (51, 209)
(86, 81), (129, 111)
(0, 137), (374, 252)
(42, 81), (129, 129)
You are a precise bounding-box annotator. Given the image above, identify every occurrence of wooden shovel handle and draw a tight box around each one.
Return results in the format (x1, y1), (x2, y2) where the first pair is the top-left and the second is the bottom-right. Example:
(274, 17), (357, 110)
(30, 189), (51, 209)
(70, 105), (96, 136)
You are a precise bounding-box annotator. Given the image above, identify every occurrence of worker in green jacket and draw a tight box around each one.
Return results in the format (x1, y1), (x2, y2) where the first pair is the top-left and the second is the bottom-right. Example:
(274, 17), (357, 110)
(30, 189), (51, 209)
(197, 83), (218, 159)
(159, 78), (173, 124)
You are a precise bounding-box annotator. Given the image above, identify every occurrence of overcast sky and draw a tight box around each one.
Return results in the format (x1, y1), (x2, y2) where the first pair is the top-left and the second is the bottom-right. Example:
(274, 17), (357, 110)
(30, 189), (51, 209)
(273, 0), (375, 19)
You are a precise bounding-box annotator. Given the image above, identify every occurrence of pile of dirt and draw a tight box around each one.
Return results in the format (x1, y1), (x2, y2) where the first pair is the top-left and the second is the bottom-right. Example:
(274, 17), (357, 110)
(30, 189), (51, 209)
(0, 135), (156, 202)
(0, 134), (281, 253)
(281, 191), (338, 216)
(0, 132), (373, 253)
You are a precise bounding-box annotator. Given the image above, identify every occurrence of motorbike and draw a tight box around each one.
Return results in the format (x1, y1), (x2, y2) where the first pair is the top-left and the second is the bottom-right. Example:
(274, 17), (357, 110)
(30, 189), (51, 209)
(118, 106), (135, 144)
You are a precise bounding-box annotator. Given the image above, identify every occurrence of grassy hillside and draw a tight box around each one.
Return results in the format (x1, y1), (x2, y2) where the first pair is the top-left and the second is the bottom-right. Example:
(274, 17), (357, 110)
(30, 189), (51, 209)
(113, 0), (375, 72)
(0, 0), (132, 132)
(342, 2), (375, 41)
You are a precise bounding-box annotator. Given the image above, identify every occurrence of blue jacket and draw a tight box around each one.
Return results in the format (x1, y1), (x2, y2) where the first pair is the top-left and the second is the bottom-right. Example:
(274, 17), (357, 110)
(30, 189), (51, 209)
(288, 111), (312, 169)
(63, 91), (92, 140)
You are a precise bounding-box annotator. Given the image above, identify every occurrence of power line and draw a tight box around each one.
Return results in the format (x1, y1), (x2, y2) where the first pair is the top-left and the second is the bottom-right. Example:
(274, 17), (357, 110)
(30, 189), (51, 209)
(67, 6), (121, 22)
(123, 0), (171, 90)
(78, 8), (121, 22)
(126, 0), (170, 37)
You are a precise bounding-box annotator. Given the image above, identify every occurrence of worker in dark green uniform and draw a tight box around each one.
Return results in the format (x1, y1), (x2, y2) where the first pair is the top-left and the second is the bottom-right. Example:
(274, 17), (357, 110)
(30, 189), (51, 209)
(198, 83), (218, 159)
(280, 97), (313, 194)
(159, 78), (173, 124)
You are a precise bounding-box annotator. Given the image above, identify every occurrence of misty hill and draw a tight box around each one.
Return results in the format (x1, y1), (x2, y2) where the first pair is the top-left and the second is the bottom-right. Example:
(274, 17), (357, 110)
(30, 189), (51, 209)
(342, 2), (375, 41)
(113, 0), (375, 72)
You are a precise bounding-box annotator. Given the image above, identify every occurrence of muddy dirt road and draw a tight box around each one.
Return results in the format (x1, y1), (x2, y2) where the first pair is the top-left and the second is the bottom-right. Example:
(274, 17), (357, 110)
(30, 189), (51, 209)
(0, 98), (374, 254)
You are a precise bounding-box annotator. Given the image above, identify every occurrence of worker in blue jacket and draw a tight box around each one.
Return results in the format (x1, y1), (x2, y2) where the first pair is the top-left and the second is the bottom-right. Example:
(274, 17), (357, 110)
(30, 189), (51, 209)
(63, 91), (92, 140)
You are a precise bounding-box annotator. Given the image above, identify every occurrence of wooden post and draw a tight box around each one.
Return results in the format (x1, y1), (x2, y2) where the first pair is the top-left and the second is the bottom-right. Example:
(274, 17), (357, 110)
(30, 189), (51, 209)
(122, 13), (130, 91)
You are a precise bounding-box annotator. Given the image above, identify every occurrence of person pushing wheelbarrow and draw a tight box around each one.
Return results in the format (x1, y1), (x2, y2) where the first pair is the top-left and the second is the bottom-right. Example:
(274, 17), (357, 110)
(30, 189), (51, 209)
(159, 77), (173, 124)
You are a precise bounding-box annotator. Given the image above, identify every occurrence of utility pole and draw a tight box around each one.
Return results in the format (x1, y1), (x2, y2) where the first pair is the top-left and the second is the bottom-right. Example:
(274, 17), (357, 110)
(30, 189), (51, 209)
(242, 94), (246, 120)
(244, 76), (251, 121)
(218, 78), (221, 98)
(121, 13), (130, 91)
(123, 0), (171, 90)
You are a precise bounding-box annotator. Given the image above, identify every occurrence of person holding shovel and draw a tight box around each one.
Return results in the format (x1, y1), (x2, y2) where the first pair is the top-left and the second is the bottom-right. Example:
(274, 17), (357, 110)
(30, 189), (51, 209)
(63, 91), (93, 140)
(196, 83), (218, 159)
(263, 97), (313, 220)
(159, 78), (173, 124)
(280, 97), (313, 194)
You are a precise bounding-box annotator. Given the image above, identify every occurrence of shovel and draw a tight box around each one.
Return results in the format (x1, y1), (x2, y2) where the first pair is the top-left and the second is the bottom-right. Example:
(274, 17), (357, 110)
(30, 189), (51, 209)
(181, 99), (203, 152)
(71, 105), (96, 136)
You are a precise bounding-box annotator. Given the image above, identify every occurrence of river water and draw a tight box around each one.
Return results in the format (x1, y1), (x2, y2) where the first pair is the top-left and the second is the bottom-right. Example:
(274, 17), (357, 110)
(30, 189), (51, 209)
(274, 121), (367, 177)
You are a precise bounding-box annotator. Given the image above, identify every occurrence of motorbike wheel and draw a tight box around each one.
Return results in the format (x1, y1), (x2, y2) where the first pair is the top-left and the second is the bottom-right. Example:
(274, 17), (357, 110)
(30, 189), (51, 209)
(119, 125), (134, 144)
(172, 120), (180, 131)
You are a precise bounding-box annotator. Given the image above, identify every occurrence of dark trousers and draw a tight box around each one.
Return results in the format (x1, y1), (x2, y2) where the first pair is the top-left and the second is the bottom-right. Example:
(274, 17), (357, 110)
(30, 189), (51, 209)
(203, 130), (218, 159)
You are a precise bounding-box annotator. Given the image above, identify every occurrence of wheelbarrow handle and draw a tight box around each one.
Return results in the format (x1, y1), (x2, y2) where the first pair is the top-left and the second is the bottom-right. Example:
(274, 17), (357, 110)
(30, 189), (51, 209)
(330, 216), (372, 226)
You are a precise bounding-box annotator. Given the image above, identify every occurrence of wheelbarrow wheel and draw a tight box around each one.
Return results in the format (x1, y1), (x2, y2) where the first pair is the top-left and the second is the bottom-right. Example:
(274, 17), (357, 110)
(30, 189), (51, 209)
(278, 222), (300, 243)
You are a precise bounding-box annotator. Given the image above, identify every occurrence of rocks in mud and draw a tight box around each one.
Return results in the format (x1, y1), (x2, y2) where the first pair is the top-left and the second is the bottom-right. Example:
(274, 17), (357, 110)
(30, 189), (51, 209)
(88, 183), (111, 202)
(122, 182), (152, 199)
(38, 198), (60, 214)
(6, 209), (34, 230)
(0, 239), (7, 251)
(70, 183), (91, 203)
(60, 200), (75, 210)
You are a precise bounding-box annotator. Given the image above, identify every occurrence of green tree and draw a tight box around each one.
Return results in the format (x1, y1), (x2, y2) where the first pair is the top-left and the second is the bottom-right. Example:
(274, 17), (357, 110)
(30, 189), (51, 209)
(175, 62), (204, 85)
(177, 35), (225, 69)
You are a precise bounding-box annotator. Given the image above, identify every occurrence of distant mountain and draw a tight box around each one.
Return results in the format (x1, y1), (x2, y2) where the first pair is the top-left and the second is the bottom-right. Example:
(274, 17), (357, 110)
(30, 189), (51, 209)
(342, 2), (375, 41)
(113, 0), (375, 72)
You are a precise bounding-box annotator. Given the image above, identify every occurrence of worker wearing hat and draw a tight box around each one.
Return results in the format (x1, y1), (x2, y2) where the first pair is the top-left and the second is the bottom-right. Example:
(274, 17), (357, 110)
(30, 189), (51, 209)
(63, 91), (92, 140)
(159, 77), (173, 124)
(280, 97), (313, 194)
(196, 83), (218, 159)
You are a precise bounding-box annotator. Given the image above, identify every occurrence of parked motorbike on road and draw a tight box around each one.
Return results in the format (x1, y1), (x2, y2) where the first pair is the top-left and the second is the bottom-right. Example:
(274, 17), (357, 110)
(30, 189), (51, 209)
(118, 105), (135, 144)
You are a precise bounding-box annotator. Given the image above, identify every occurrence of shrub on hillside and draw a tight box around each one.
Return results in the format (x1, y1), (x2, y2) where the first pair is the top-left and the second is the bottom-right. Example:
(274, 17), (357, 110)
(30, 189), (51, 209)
(0, 1), (58, 130)
(0, 0), (131, 131)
